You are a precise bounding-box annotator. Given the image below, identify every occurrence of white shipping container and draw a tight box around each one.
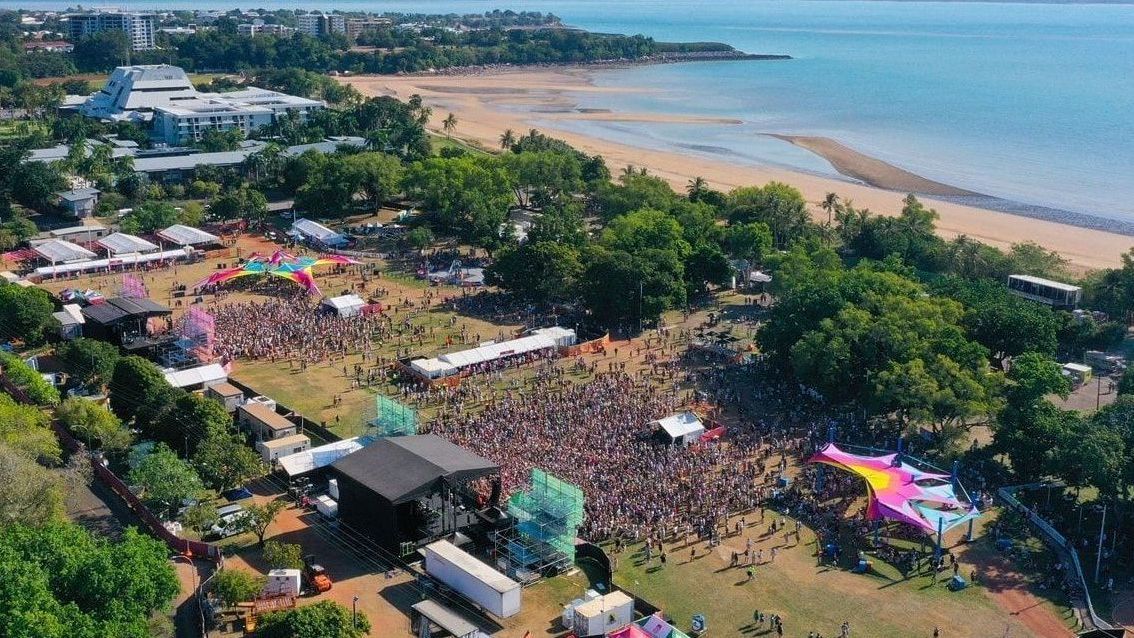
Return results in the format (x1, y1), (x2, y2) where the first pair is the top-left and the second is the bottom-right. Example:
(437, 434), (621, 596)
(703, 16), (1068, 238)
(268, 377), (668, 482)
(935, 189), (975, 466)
(264, 569), (301, 597)
(314, 494), (338, 519)
(328, 478), (339, 500)
(570, 591), (634, 637)
(422, 540), (521, 618)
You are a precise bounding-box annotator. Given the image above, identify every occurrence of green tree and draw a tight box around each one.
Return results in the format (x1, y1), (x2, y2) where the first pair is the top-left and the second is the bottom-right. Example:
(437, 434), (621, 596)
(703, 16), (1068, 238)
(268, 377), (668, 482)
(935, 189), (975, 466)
(405, 226), (435, 252)
(404, 155), (514, 248)
(168, 393), (233, 456)
(119, 202), (179, 234)
(56, 398), (131, 452)
(127, 444), (204, 515)
(109, 356), (169, 423)
(499, 128), (517, 150)
(57, 338), (121, 389)
(263, 541), (305, 570)
(486, 241), (583, 303)
(0, 522), (179, 637)
(344, 152), (403, 209)
(258, 600), (371, 638)
(441, 112), (458, 138)
(684, 242), (732, 295)
(0, 443), (65, 526)
(932, 277), (1059, 369)
(0, 392), (61, 462)
(1118, 366), (1134, 396)
(0, 351), (60, 406)
(0, 283), (55, 345)
(726, 182), (810, 248)
(211, 568), (265, 607)
(726, 222), (773, 264)
(72, 31), (131, 72)
(501, 151), (583, 209)
(242, 499), (287, 546)
(210, 186), (268, 226)
(193, 431), (263, 492)
(181, 502), (218, 537)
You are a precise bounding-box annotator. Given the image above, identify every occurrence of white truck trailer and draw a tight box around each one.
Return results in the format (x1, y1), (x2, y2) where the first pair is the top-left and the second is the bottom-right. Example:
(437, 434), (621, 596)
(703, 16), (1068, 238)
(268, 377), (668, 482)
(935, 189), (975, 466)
(421, 540), (521, 618)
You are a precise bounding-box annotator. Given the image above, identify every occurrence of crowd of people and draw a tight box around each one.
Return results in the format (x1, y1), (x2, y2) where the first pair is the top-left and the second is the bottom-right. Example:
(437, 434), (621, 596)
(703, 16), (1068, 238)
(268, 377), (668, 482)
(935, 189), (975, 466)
(429, 369), (779, 541)
(211, 295), (391, 364)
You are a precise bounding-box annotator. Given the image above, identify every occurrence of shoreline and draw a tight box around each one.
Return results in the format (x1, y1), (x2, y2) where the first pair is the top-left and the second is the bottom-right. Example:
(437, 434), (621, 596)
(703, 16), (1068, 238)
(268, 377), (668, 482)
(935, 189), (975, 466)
(385, 51), (791, 78)
(341, 68), (1134, 271)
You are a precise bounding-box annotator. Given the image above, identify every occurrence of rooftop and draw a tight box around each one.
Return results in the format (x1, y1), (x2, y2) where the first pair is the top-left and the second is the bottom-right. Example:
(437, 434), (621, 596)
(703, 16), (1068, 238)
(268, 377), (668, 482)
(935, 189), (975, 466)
(331, 435), (498, 504)
(240, 402), (296, 431)
(97, 232), (159, 255)
(32, 239), (97, 263)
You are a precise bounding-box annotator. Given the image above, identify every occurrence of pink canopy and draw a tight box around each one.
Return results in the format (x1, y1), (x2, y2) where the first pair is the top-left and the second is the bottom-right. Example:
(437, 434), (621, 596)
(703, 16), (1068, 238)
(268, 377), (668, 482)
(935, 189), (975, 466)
(194, 250), (358, 295)
(808, 443), (979, 534)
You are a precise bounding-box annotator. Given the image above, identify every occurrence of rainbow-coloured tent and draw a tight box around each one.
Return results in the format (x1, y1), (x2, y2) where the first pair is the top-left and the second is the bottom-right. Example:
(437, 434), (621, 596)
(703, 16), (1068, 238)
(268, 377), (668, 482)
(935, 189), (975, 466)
(808, 443), (979, 534)
(195, 250), (358, 295)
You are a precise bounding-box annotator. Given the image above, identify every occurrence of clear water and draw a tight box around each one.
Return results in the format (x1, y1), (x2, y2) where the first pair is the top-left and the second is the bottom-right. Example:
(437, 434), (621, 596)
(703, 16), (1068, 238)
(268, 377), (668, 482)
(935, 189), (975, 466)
(11, 0), (1134, 220)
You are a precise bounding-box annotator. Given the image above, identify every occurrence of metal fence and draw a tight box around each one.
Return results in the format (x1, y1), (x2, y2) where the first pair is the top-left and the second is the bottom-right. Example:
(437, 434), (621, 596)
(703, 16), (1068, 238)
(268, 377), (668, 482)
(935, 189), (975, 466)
(998, 484), (1111, 631)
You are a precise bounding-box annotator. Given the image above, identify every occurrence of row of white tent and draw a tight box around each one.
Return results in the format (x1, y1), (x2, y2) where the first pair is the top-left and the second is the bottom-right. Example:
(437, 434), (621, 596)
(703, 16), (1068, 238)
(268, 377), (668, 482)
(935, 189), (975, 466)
(29, 224), (220, 276)
(410, 327), (577, 380)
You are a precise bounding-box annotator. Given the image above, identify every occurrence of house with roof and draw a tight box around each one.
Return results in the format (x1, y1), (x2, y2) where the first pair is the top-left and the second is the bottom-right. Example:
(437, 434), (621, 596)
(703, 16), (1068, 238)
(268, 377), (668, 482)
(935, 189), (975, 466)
(56, 187), (100, 218)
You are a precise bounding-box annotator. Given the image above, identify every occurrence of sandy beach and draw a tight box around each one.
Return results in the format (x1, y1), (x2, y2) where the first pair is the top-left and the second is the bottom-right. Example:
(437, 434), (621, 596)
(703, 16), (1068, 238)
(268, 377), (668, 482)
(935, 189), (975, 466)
(342, 68), (1132, 272)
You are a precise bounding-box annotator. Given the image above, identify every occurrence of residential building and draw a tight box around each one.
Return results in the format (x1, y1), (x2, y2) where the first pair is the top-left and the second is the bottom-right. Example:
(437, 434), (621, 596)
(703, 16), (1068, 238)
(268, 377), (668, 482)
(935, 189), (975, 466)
(67, 11), (156, 51)
(55, 187), (100, 218)
(239, 402), (299, 442)
(345, 17), (392, 41)
(296, 12), (345, 37)
(237, 20), (295, 37)
(23, 40), (74, 53)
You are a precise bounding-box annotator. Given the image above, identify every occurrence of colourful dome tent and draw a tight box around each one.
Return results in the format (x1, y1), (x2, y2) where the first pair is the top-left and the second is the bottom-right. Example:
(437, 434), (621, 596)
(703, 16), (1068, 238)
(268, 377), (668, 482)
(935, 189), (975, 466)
(808, 442), (979, 534)
(195, 250), (358, 295)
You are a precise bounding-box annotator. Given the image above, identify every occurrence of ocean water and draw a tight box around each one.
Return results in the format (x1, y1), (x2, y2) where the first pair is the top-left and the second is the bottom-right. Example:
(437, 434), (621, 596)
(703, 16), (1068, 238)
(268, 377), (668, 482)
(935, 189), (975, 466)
(8, 0), (1134, 221)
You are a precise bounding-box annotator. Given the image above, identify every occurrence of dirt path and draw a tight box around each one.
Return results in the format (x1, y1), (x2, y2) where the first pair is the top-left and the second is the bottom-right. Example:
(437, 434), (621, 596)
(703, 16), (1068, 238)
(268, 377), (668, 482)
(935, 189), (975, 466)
(957, 542), (1075, 638)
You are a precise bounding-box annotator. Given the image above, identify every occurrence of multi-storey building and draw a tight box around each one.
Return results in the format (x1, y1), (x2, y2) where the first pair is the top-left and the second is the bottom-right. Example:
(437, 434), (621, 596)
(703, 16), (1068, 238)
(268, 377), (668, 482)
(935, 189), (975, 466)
(296, 12), (346, 37)
(345, 17), (393, 41)
(67, 11), (156, 51)
(237, 21), (296, 37)
(79, 65), (324, 145)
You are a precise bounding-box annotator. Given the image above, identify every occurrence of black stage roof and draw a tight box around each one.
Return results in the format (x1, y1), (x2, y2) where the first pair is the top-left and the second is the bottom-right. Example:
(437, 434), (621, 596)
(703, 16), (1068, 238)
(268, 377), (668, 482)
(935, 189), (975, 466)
(331, 435), (498, 505)
(81, 297), (171, 326)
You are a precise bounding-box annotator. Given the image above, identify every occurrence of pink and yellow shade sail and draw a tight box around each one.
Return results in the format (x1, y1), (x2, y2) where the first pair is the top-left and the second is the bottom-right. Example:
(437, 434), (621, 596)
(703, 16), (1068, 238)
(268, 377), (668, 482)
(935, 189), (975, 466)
(195, 250), (358, 296)
(809, 443), (979, 534)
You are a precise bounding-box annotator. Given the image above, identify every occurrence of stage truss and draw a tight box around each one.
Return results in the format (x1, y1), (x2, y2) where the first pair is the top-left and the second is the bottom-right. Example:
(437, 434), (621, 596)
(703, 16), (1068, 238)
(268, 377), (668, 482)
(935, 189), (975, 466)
(120, 274), (147, 299)
(367, 395), (418, 437)
(492, 469), (584, 583)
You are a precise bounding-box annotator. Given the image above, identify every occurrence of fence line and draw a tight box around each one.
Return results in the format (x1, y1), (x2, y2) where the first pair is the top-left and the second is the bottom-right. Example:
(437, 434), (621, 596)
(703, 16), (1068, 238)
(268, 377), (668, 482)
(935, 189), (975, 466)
(998, 484), (1110, 631)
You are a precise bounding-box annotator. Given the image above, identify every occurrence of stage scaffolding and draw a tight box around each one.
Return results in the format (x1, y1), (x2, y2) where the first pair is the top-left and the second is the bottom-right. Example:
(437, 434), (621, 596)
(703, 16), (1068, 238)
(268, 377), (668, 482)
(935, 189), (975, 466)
(492, 469), (584, 583)
(367, 395), (418, 437)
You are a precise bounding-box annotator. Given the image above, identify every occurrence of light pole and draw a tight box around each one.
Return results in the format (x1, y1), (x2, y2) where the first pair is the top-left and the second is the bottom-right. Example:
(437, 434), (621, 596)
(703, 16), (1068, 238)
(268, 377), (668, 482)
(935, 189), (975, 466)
(352, 595), (359, 629)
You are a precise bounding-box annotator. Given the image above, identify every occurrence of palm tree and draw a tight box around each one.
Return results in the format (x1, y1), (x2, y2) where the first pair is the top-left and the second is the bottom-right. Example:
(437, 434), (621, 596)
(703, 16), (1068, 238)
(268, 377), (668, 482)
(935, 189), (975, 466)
(499, 128), (517, 151)
(821, 192), (840, 225)
(621, 164), (637, 177)
(442, 113), (458, 139)
(687, 176), (707, 200)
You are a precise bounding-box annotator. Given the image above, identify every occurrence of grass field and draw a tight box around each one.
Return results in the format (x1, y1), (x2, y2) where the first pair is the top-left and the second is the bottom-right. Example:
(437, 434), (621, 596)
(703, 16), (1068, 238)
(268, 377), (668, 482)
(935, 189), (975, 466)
(599, 509), (1073, 638)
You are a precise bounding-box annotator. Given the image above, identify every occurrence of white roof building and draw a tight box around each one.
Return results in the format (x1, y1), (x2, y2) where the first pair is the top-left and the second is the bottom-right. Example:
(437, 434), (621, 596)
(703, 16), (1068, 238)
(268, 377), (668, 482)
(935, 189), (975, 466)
(164, 363), (227, 389)
(322, 293), (365, 318)
(31, 239), (97, 263)
(652, 411), (706, 446)
(157, 224), (219, 246)
(78, 65), (324, 144)
(97, 232), (159, 255)
(410, 327), (576, 379)
(277, 437), (364, 477)
(291, 218), (348, 247)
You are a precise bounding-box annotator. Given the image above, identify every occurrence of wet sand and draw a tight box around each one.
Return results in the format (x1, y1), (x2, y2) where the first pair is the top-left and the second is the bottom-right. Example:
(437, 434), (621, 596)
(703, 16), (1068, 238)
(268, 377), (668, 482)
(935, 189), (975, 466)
(342, 68), (1133, 272)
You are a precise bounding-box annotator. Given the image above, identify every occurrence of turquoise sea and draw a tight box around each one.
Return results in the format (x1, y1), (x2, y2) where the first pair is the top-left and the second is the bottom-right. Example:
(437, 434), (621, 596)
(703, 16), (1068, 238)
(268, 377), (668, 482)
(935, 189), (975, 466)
(7, 0), (1134, 224)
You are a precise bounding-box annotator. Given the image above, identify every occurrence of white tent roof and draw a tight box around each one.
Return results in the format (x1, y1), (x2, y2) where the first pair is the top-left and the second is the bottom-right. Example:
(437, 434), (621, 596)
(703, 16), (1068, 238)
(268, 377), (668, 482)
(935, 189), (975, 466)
(410, 358), (460, 379)
(157, 224), (219, 246)
(52, 303), (86, 326)
(323, 294), (364, 311)
(277, 437), (363, 477)
(653, 411), (705, 439)
(163, 363), (227, 388)
(34, 247), (193, 277)
(97, 232), (158, 255)
(292, 218), (346, 246)
(32, 240), (96, 263)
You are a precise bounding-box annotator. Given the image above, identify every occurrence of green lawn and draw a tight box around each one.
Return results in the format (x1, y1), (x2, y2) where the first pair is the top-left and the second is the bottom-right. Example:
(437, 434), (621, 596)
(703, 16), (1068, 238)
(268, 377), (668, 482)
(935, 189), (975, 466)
(596, 510), (1069, 638)
(430, 134), (492, 157)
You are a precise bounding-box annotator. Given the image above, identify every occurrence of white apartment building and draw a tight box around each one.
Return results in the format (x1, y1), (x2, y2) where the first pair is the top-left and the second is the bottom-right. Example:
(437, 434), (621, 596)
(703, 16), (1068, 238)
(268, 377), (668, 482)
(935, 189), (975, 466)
(67, 12), (156, 51)
(296, 12), (345, 37)
(79, 65), (324, 145)
(237, 20), (296, 37)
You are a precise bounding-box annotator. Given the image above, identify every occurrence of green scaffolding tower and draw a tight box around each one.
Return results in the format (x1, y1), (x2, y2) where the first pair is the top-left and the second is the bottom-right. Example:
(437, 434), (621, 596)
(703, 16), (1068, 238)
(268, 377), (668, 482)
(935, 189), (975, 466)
(367, 395), (418, 437)
(492, 469), (584, 582)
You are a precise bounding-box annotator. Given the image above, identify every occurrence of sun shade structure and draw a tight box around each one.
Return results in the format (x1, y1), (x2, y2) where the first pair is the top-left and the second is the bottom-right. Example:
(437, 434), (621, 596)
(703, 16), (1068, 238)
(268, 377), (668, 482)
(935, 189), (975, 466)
(32, 239), (97, 263)
(97, 232), (158, 255)
(808, 443), (979, 534)
(157, 224), (219, 246)
(195, 250), (358, 295)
